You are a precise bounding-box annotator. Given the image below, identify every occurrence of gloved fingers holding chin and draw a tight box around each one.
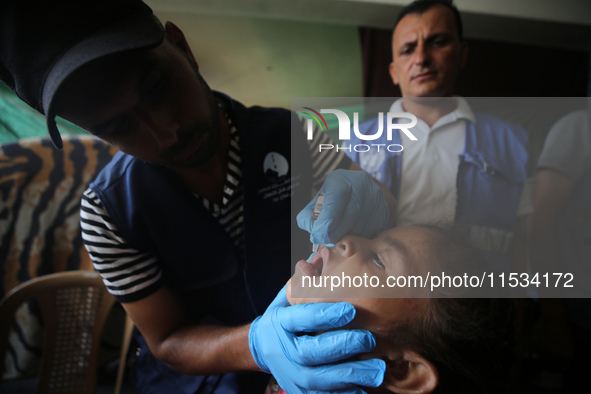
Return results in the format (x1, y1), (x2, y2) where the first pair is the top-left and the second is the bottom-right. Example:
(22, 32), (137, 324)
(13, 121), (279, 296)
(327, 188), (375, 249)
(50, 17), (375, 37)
(295, 358), (386, 392)
(292, 328), (378, 365)
(276, 301), (356, 333)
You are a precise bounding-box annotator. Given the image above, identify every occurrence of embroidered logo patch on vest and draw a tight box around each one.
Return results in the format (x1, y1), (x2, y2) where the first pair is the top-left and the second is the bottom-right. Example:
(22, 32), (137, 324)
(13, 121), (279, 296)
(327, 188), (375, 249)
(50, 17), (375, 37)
(259, 152), (292, 203)
(264, 152), (289, 183)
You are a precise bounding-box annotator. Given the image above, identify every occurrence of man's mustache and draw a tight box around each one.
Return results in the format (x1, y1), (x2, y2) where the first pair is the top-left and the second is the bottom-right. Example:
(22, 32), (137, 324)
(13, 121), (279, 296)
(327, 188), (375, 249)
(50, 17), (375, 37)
(158, 123), (209, 160)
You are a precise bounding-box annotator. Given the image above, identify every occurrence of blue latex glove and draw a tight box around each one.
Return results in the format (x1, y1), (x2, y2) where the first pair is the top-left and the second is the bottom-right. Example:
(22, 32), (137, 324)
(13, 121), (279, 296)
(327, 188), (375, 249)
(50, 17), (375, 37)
(249, 286), (385, 394)
(297, 169), (390, 245)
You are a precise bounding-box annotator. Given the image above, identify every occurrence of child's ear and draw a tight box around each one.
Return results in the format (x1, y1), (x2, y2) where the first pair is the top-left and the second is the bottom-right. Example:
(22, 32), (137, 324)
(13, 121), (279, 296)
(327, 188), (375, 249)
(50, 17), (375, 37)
(382, 350), (438, 393)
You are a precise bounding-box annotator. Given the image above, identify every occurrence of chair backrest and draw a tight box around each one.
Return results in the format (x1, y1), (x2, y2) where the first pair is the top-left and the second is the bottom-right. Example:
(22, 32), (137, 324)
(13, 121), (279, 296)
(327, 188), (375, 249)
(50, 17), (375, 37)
(0, 271), (115, 394)
(0, 135), (118, 378)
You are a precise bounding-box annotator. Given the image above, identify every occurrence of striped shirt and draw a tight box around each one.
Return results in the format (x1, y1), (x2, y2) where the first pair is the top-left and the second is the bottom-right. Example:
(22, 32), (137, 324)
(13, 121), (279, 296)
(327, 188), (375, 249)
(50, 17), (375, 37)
(81, 114), (348, 302)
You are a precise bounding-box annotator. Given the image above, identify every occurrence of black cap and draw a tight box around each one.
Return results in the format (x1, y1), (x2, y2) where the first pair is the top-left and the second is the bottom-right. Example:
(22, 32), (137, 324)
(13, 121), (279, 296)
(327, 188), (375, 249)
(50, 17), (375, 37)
(0, 0), (165, 148)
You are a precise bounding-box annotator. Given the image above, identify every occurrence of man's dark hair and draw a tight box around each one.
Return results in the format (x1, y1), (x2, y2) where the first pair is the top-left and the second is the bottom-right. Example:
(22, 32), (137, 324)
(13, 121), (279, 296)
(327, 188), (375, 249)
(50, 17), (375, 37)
(393, 0), (464, 41)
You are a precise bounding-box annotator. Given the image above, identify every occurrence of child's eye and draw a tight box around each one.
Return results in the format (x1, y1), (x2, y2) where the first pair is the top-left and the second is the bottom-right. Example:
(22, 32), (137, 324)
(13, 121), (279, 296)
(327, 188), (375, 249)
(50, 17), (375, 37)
(371, 252), (385, 269)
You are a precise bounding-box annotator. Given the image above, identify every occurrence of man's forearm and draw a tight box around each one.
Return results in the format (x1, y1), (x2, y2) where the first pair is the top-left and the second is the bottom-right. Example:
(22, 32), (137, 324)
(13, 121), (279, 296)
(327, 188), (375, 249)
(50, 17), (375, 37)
(148, 323), (261, 375)
(122, 287), (261, 376)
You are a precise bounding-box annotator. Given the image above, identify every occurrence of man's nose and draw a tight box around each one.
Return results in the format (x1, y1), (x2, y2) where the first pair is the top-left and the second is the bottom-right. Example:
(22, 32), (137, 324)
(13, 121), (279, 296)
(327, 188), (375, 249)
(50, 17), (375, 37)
(138, 108), (180, 147)
(335, 236), (356, 257)
(413, 42), (430, 66)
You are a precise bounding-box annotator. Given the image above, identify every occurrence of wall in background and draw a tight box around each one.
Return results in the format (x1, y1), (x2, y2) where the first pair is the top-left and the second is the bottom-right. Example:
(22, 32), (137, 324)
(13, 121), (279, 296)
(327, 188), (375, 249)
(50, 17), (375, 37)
(151, 0), (591, 110)
(146, 0), (591, 52)
(153, 11), (364, 108)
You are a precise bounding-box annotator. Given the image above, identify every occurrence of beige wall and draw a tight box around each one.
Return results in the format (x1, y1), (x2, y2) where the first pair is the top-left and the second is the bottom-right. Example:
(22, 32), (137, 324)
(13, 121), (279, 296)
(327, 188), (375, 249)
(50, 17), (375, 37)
(154, 11), (363, 109)
(146, 0), (591, 52)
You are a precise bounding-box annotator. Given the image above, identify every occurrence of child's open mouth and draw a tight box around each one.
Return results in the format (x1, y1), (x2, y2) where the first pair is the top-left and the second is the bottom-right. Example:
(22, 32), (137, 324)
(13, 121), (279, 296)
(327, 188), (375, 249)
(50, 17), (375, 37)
(307, 245), (328, 276)
(295, 245), (328, 277)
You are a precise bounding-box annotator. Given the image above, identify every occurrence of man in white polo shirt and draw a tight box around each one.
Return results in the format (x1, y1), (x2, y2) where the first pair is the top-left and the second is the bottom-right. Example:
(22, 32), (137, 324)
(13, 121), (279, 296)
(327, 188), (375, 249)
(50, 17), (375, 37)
(347, 0), (529, 268)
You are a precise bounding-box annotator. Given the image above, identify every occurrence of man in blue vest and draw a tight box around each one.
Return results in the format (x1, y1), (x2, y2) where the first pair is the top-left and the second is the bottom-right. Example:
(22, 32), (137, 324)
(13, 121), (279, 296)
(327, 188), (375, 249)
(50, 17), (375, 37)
(346, 0), (529, 267)
(0, 0), (394, 393)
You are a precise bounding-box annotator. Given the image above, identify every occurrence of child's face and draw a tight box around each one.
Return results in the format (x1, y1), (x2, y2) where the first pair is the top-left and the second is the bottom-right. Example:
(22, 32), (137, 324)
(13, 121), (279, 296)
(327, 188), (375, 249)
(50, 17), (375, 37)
(288, 225), (437, 333)
(288, 226), (442, 393)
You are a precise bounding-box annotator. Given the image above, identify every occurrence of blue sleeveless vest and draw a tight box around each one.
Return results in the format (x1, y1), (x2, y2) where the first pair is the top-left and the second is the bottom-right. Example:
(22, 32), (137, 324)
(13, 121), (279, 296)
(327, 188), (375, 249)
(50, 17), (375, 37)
(89, 95), (313, 393)
(348, 112), (528, 268)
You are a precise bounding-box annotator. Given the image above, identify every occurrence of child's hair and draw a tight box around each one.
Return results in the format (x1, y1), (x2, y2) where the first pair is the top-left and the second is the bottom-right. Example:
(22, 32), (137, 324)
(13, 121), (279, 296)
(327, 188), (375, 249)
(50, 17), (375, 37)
(387, 225), (515, 393)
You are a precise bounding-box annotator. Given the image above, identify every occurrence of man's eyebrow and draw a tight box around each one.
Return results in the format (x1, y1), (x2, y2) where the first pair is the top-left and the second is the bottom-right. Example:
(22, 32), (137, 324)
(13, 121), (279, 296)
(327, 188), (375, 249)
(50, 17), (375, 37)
(399, 39), (417, 49)
(399, 32), (451, 48)
(92, 61), (159, 136)
(425, 32), (452, 42)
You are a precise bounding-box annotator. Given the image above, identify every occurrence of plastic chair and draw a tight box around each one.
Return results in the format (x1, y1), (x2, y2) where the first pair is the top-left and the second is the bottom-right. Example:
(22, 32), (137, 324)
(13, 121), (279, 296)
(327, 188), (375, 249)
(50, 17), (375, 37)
(114, 314), (135, 394)
(0, 271), (116, 394)
(0, 136), (118, 379)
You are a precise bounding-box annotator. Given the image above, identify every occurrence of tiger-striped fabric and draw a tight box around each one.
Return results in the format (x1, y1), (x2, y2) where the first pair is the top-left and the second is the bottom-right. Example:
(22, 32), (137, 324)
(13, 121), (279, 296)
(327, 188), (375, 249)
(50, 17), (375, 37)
(0, 136), (117, 379)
